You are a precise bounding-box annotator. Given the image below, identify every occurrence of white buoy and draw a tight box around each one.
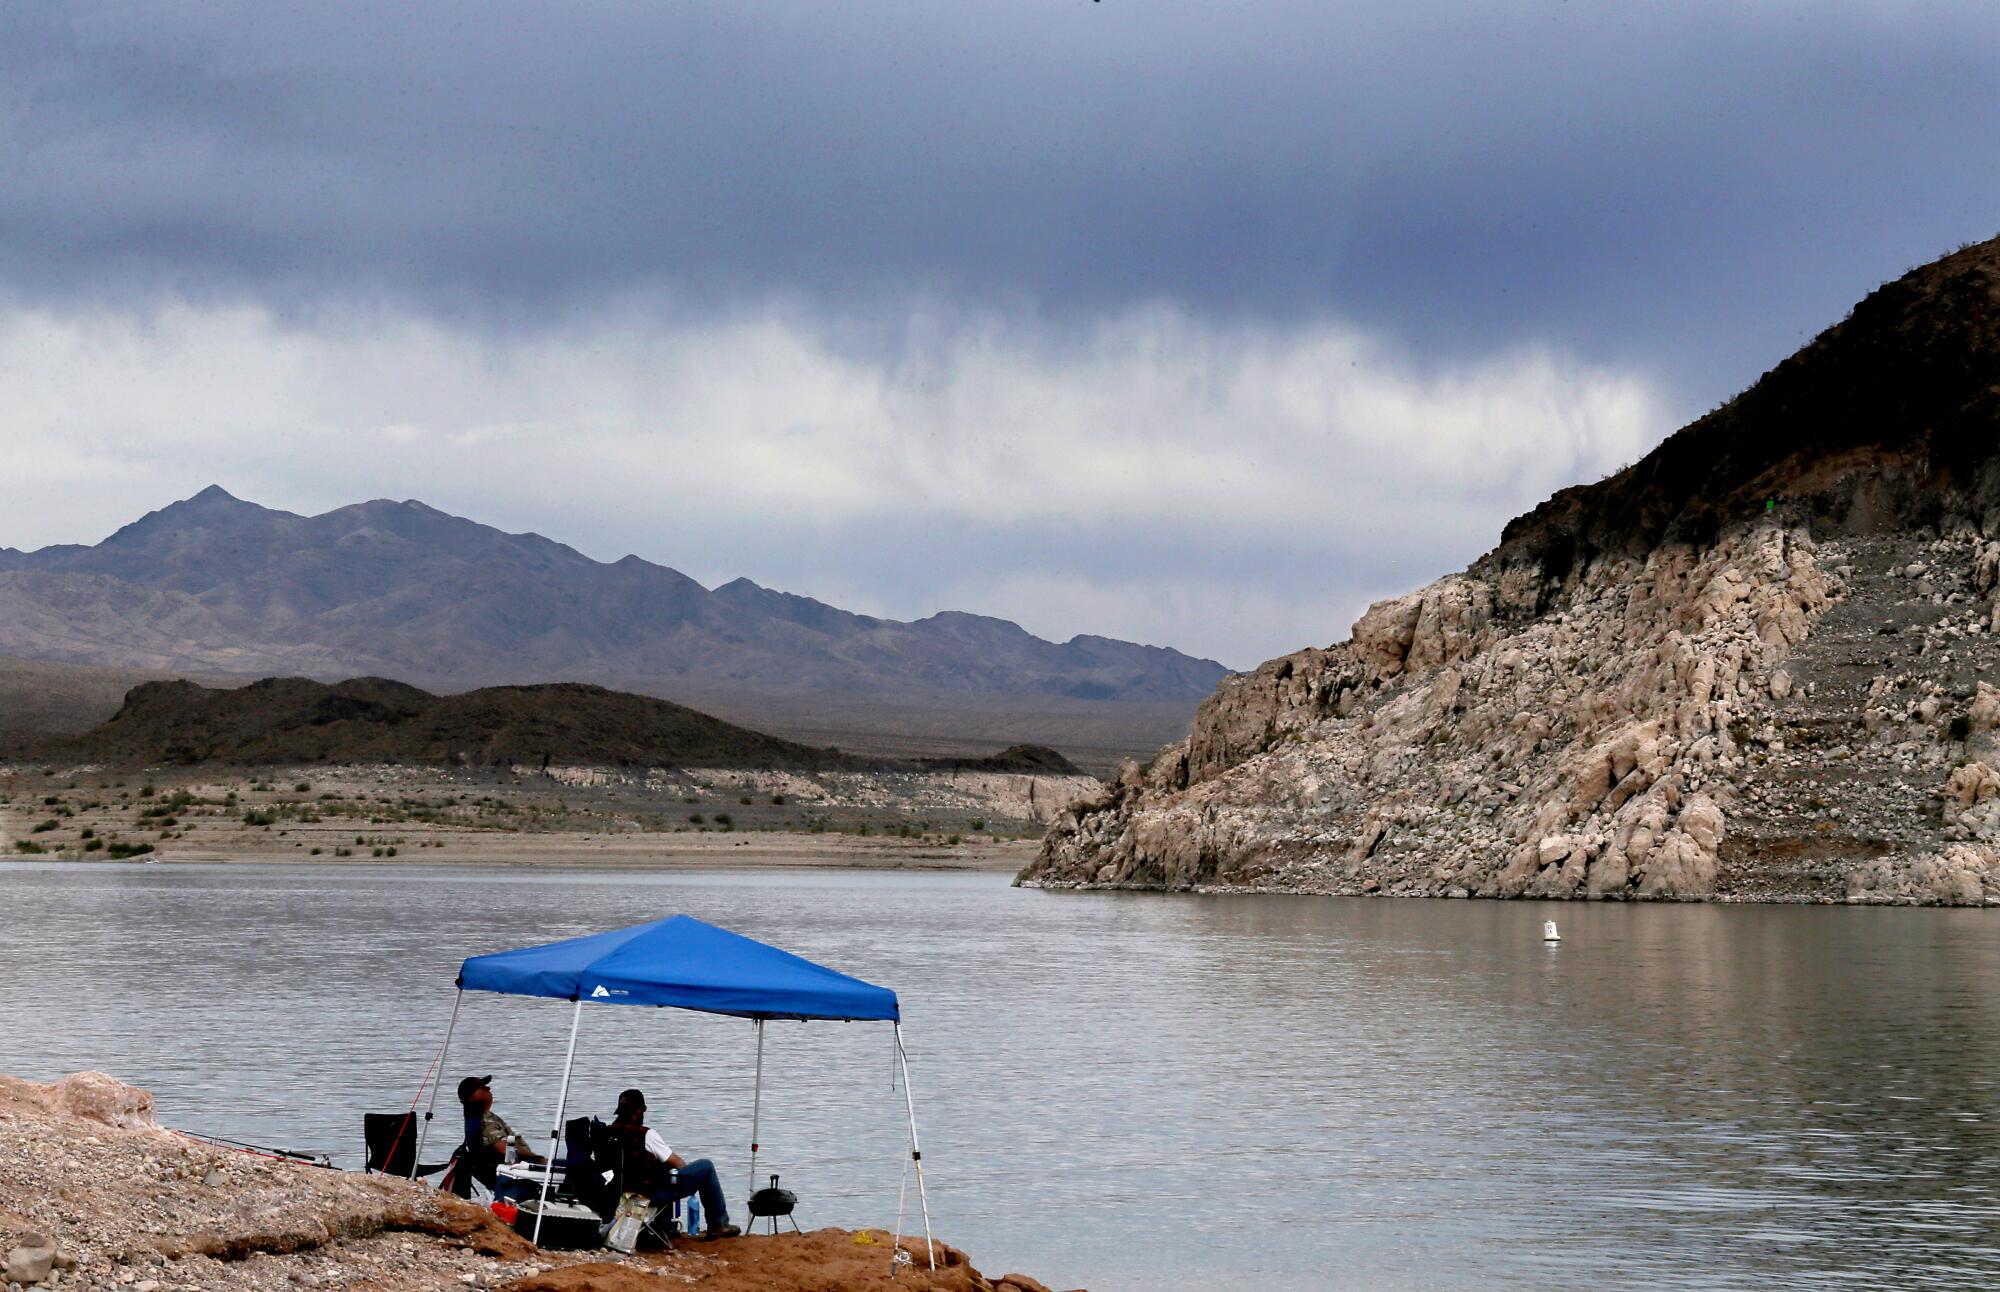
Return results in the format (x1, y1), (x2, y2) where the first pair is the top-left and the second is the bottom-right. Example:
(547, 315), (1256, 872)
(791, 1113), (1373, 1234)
(1542, 919), (1561, 942)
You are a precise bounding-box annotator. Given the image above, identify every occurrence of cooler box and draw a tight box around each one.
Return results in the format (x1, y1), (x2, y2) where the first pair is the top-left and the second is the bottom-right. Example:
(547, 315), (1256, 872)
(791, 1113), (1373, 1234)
(510, 1196), (606, 1250)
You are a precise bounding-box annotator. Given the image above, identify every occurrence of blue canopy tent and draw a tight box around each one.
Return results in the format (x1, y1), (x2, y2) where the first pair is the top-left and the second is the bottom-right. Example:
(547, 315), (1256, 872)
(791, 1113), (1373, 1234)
(410, 916), (933, 1263)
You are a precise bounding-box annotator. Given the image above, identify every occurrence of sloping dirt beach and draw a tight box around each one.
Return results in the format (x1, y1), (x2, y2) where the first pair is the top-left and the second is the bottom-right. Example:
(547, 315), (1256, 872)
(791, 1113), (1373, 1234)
(0, 1072), (1070, 1292)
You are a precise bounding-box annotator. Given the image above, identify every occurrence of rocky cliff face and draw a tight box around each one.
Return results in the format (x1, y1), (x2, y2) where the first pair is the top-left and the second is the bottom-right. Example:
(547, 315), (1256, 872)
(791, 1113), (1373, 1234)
(1025, 235), (2000, 905)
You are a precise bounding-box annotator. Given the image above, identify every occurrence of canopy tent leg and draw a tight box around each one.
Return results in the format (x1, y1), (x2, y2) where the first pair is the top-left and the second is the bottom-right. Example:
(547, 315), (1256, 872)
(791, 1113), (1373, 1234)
(747, 1019), (766, 1204)
(532, 1000), (585, 1247)
(412, 988), (465, 1178)
(893, 1024), (935, 1271)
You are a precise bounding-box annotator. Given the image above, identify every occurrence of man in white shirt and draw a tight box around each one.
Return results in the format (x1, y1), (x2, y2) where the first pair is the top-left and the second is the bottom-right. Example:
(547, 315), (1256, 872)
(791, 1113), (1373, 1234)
(609, 1087), (740, 1240)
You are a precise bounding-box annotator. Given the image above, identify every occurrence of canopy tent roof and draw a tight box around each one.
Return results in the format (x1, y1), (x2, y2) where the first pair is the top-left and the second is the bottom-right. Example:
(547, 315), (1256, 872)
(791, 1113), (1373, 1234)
(456, 914), (900, 1022)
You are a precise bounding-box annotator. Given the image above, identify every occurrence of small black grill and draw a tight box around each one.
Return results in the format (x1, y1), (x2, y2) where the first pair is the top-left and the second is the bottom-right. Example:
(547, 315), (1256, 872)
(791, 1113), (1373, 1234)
(747, 1173), (800, 1234)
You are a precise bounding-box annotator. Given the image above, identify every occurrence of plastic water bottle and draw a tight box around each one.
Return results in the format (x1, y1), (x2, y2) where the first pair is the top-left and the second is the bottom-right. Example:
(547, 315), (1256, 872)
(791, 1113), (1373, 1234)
(685, 1196), (701, 1235)
(504, 1141), (517, 1166)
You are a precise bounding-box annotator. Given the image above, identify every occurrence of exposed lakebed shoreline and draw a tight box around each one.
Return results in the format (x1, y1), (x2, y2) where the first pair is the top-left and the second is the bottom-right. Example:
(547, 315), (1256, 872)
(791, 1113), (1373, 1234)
(0, 1071), (1072, 1292)
(0, 762), (1074, 872)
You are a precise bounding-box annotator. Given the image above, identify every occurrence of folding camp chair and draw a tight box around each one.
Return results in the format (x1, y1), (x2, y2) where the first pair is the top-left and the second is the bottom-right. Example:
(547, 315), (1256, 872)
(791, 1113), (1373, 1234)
(588, 1127), (682, 1252)
(362, 1112), (452, 1180)
(554, 1116), (614, 1218)
(604, 1180), (683, 1253)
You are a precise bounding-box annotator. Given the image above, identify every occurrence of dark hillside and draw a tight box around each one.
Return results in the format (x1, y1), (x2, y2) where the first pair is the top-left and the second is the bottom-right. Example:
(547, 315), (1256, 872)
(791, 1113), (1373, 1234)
(58, 677), (842, 769)
(46, 676), (1082, 775)
(1485, 234), (2000, 604)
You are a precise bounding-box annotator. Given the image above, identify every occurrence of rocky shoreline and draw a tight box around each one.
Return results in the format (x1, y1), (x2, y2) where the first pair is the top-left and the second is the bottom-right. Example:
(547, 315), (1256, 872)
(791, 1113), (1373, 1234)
(1025, 237), (2000, 908)
(0, 1072), (1069, 1292)
(1026, 524), (2000, 907)
(0, 762), (1092, 873)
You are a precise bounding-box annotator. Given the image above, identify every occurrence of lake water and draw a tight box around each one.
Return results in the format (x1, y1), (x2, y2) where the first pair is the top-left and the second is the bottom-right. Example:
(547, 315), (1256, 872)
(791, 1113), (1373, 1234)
(3, 861), (1999, 1290)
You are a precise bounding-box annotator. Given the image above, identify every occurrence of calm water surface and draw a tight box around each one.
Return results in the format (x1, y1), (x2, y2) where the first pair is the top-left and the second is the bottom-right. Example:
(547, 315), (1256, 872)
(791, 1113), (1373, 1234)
(3, 861), (1999, 1290)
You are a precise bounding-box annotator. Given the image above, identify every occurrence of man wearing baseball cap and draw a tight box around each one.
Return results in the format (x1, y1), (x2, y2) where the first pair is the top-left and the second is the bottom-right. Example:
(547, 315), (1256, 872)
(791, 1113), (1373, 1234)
(609, 1087), (740, 1240)
(456, 1075), (545, 1199)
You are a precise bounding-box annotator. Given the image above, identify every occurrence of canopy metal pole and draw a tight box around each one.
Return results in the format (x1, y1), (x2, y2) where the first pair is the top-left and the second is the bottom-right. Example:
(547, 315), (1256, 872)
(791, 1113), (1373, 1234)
(894, 1024), (935, 1271)
(412, 988), (465, 1178)
(532, 1000), (585, 1247)
(747, 1019), (766, 1202)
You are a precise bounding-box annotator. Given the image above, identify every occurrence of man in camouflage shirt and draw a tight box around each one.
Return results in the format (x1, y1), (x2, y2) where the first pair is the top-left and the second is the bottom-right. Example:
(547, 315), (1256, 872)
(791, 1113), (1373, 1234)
(456, 1075), (544, 1198)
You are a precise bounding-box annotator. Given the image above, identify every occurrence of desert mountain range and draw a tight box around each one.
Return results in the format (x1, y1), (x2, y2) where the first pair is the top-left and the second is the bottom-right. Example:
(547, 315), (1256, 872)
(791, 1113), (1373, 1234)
(1028, 233), (2000, 905)
(0, 489), (1227, 764)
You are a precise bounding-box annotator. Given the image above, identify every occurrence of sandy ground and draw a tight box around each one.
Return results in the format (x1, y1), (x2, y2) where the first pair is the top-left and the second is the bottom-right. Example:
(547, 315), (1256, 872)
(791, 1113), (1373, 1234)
(0, 763), (1063, 875)
(156, 830), (1035, 872)
(0, 1071), (1073, 1292)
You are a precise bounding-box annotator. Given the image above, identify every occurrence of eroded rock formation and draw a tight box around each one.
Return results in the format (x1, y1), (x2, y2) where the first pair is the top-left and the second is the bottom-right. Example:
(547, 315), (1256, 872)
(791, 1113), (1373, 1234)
(1025, 234), (2000, 905)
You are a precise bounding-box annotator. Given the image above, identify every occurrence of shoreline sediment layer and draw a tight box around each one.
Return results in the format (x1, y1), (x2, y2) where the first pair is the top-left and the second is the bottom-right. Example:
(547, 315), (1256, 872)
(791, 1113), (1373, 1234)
(1027, 525), (2000, 906)
(0, 1070), (1070, 1292)
(0, 761), (1071, 874)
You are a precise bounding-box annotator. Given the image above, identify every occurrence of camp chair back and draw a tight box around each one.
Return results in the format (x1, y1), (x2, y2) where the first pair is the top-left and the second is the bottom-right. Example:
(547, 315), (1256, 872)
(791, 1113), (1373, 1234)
(558, 1117), (616, 1218)
(363, 1112), (451, 1178)
(560, 1116), (599, 1174)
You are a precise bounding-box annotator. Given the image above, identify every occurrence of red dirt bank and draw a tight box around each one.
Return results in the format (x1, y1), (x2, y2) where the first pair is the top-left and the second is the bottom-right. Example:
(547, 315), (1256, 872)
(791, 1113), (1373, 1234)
(0, 1071), (1072, 1292)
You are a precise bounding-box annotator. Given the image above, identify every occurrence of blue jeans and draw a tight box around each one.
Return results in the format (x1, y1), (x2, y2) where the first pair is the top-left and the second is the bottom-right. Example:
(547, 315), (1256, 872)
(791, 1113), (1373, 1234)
(651, 1158), (729, 1229)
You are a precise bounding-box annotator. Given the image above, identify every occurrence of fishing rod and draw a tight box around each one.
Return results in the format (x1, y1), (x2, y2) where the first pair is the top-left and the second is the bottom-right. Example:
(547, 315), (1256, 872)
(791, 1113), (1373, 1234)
(173, 1129), (336, 1169)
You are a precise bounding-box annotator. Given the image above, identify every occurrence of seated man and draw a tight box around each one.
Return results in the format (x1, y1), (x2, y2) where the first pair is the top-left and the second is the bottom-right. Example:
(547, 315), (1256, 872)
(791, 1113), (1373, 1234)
(457, 1074), (547, 1201)
(607, 1088), (740, 1239)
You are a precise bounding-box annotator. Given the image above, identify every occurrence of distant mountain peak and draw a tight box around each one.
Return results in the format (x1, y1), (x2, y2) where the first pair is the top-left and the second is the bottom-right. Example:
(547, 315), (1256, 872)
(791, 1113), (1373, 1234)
(0, 489), (1229, 704)
(166, 484), (260, 516)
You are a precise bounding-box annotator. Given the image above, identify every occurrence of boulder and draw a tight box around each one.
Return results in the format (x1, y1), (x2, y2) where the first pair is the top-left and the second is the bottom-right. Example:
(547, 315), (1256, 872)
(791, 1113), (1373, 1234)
(3, 1238), (56, 1286)
(1351, 592), (1426, 680)
(52, 1071), (157, 1130)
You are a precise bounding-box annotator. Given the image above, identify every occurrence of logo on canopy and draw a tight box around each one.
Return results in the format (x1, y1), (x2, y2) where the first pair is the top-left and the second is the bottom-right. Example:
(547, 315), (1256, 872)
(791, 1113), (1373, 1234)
(591, 985), (611, 998)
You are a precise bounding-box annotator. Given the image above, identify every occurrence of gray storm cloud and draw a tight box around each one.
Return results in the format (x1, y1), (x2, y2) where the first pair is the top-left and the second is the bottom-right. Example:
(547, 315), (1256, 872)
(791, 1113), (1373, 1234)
(0, 300), (1662, 665)
(2, 2), (1996, 664)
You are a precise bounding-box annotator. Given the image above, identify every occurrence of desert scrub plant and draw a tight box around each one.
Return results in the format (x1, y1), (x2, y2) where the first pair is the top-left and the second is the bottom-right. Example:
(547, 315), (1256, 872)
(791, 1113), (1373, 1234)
(13, 840), (45, 854)
(30, 819), (58, 833)
(105, 841), (153, 859)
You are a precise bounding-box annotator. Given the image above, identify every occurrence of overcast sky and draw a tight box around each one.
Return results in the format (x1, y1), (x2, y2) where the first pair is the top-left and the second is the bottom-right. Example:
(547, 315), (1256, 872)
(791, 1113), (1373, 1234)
(4, 2), (1999, 667)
